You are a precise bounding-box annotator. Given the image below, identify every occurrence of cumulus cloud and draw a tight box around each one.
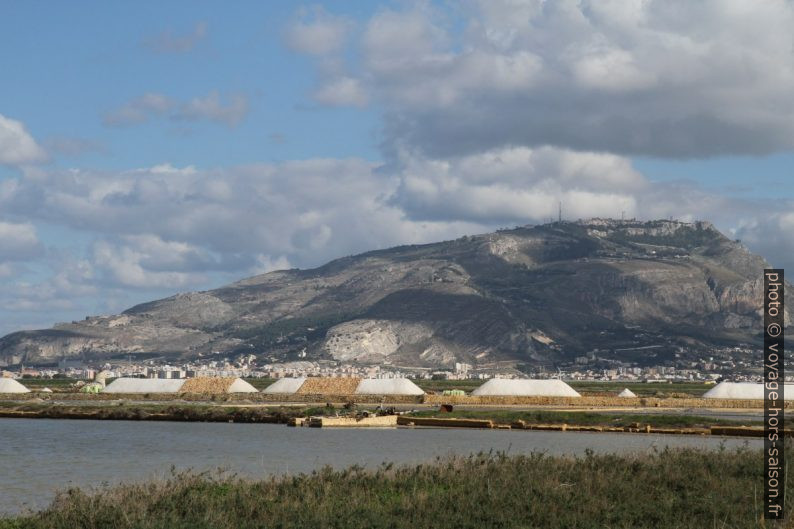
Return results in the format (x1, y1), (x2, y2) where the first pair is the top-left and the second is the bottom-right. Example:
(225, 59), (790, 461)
(103, 92), (248, 128)
(0, 159), (487, 277)
(0, 113), (47, 166)
(313, 76), (368, 107)
(174, 91), (249, 127)
(4, 148), (791, 284)
(0, 252), (97, 334)
(251, 254), (292, 275)
(102, 93), (172, 126)
(143, 22), (208, 53)
(93, 239), (207, 289)
(44, 136), (106, 157)
(295, 0), (794, 158)
(0, 221), (43, 261)
(732, 211), (794, 270)
(285, 7), (352, 55)
(391, 146), (645, 223)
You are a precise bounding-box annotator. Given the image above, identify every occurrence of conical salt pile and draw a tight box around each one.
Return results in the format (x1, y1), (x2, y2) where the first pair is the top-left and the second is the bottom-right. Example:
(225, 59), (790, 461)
(618, 388), (636, 398)
(472, 379), (580, 397)
(262, 377), (307, 394)
(0, 378), (31, 393)
(703, 381), (794, 400)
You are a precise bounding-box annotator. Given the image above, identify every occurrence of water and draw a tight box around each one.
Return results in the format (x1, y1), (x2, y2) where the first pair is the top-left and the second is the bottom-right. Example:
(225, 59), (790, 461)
(0, 418), (759, 515)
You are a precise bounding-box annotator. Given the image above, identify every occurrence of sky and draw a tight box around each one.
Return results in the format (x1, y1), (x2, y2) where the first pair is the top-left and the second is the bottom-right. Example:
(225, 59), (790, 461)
(1, 0), (793, 336)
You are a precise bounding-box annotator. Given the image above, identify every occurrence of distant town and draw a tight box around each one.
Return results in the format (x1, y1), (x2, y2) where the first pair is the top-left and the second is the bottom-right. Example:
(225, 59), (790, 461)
(2, 344), (789, 384)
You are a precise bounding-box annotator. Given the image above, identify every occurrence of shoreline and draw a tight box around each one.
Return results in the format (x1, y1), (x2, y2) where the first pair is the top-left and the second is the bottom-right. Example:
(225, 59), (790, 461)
(0, 401), (775, 437)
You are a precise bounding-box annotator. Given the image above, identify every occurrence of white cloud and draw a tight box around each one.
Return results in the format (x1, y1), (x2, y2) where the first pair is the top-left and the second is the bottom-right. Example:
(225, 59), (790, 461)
(93, 239), (206, 289)
(43, 136), (106, 157)
(143, 21), (208, 53)
(392, 146), (645, 223)
(0, 157), (494, 288)
(3, 150), (791, 284)
(313, 77), (368, 107)
(0, 253), (97, 322)
(0, 113), (47, 166)
(102, 93), (173, 126)
(285, 7), (352, 55)
(103, 92), (248, 128)
(0, 263), (15, 278)
(296, 0), (794, 158)
(250, 254), (292, 275)
(732, 211), (794, 270)
(0, 221), (42, 261)
(174, 91), (249, 127)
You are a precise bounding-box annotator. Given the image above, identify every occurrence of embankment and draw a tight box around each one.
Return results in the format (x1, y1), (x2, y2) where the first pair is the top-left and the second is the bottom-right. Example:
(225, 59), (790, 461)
(3, 391), (784, 409)
(0, 403), (306, 423)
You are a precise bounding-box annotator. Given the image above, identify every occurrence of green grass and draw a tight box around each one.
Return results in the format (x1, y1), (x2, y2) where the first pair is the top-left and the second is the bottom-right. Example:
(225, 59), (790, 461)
(411, 379), (483, 393)
(411, 379), (713, 397)
(16, 377), (79, 388)
(0, 402), (351, 422)
(406, 409), (761, 428)
(242, 377), (276, 390)
(568, 381), (712, 397)
(1, 447), (787, 528)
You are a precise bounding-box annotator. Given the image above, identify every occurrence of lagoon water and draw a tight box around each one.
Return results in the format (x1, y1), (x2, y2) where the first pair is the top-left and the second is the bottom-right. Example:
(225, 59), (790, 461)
(0, 418), (760, 514)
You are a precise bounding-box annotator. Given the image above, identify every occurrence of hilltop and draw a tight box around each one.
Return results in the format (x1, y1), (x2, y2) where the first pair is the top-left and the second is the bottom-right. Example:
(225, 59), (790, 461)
(1, 219), (788, 368)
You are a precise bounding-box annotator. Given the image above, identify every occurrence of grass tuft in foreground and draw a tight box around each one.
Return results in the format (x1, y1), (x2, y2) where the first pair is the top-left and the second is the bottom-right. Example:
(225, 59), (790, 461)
(2, 446), (789, 529)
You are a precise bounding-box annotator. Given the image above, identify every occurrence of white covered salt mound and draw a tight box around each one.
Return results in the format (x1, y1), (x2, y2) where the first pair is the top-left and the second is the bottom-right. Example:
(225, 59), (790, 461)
(618, 388), (637, 398)
(0, 378), (31, 393)
(703, 381), (794, 400)
(472, 379), (581, 397)
(227, 379), (259, 393)
(261, 377), (307, 394)
(40, 387), (54, 393)
(103, 378), (186, 393)
(354, 378), (424, 395)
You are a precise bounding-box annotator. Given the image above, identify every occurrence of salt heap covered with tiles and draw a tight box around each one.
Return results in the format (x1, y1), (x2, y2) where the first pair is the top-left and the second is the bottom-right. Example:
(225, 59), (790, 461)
(262, 377), (424, 395)
(355, 378), (424, 395)
(618, 388), (637, 398)
(103, 378), (186, 393)
(703, 381), (794, 400)
(0, 378), (31, 393)
(103, 377), (257, 394)
(472, 379), (580, 397)
(262, 377), (307, 394)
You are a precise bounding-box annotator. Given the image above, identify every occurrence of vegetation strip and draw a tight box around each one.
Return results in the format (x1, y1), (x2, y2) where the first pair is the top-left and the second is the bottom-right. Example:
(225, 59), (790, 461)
(403, 409), (762, 429)
(0, 403), (334, 424)
(1, 448), (789, 528)
(1, 403), (769, 436)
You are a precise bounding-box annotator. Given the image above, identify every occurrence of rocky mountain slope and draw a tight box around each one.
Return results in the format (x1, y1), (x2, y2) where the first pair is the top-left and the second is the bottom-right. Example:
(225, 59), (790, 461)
(1, 219), (789, 367)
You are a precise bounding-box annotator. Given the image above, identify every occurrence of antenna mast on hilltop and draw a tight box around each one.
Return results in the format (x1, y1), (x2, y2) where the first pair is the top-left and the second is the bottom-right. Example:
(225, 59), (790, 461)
(558, 201), (562, 222)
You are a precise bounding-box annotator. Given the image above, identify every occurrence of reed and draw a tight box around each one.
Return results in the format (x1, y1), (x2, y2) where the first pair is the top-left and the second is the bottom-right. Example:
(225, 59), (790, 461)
(2, 446), (788, 528)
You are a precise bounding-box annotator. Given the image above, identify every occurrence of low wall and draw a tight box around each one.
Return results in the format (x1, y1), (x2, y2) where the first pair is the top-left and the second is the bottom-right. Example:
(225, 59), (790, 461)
(397, 416), (494, 428)
(422, 394), (792, 409)
(0, 392), (424, 404)
(308, 415), (399, 427)
(3, 391), (790, 409)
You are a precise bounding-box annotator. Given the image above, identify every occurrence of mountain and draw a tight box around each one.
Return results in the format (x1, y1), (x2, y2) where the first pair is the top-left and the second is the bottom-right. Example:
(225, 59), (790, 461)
(1, 219), (789, 368)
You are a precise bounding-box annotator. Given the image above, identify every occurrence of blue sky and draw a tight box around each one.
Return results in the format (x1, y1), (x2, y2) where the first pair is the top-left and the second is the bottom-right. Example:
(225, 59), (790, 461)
(1, 0), (793, 336)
